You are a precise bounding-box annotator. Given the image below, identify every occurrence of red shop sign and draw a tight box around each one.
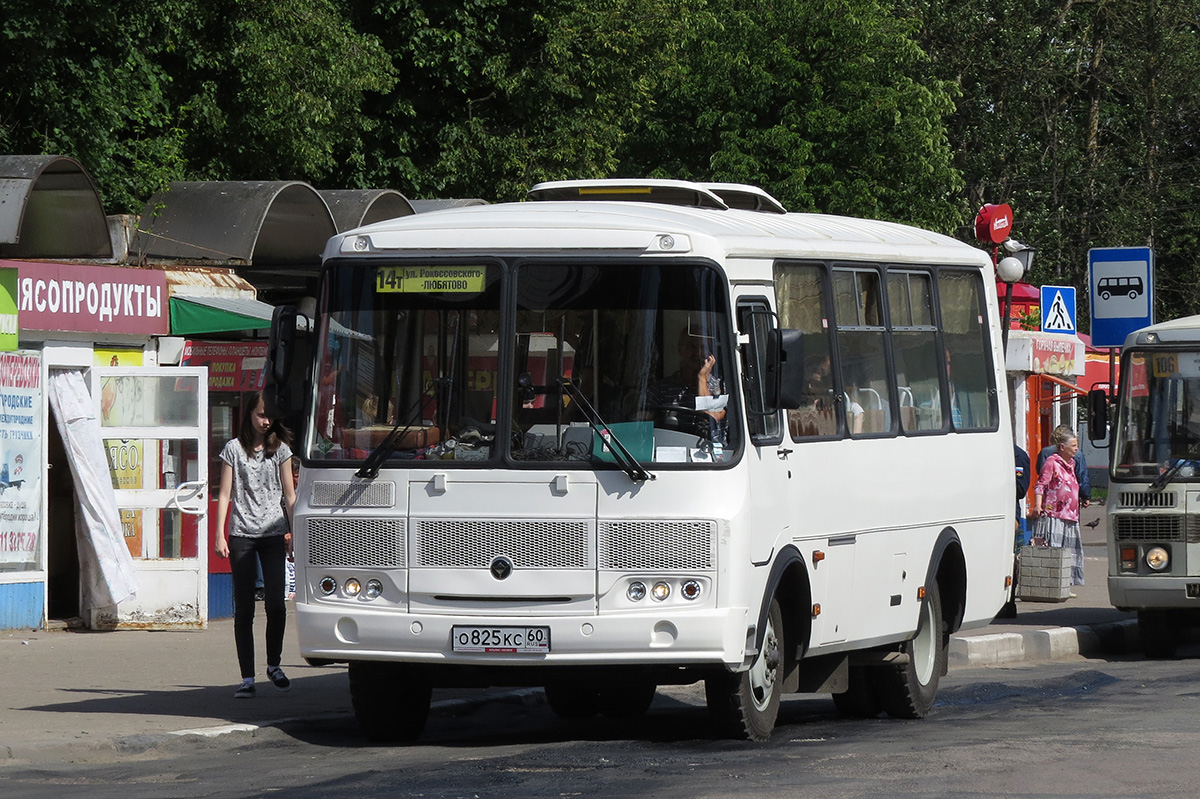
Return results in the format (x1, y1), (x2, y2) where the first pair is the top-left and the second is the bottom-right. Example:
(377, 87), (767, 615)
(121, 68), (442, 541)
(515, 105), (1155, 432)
(8, 260), (168, 335)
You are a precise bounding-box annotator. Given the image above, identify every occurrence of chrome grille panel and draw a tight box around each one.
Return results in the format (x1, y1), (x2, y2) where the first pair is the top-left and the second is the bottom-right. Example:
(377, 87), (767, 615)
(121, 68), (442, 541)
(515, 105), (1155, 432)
(307, 517), (405, 567)
(1119, 491), (1176, 509)
(1113, 514), (1184, 542)
(310, 481), (395, 508)
(599, 520), (715, 570)
(413, 519), (592, 569)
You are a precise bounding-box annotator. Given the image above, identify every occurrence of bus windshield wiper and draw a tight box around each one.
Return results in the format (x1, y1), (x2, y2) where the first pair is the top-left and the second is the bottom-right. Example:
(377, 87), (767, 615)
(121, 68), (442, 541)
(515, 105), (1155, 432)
(355, 380), (445, 479)
(1150, 441), (1200, 491)
(557, 377), (654, 483)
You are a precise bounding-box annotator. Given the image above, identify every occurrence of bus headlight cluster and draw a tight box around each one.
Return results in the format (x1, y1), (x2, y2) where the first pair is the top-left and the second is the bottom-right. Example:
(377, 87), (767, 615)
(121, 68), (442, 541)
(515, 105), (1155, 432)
(1146, 547), (1170, 571)
(626, 578), (705, 602)
(318, 576), (386, 600)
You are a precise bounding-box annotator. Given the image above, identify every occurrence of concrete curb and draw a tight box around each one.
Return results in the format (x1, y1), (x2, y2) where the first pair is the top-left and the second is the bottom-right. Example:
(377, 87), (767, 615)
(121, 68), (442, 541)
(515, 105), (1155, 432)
(949, 619), (1138, 669)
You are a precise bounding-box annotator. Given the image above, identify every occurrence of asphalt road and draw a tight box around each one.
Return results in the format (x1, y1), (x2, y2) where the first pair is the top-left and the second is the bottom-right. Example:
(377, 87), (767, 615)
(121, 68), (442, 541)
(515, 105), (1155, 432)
(5, 643), (1200, 799)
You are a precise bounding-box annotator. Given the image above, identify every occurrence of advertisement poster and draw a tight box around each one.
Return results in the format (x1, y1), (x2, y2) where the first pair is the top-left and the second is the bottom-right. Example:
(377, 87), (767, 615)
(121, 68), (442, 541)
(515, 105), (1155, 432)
(97, 348), (145, 557)
(0, 351), (42, 567)
(180, 340), (267, 393)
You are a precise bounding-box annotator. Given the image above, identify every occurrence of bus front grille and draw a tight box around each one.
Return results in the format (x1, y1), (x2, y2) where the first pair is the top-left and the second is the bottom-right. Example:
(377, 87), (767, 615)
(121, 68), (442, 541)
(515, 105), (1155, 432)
(1119, 491), (1177, 509)
(310, 480), (396, 508)
(599, 520), (716, 570)
(412, 519), (592, 569)
(307, 517), (406, 567)
(1113, 514), (1186, 542)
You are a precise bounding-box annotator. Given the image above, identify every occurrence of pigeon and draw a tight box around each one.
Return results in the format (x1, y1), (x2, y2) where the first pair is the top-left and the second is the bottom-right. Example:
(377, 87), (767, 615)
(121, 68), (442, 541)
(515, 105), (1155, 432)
(1084, 518), (1101, 528)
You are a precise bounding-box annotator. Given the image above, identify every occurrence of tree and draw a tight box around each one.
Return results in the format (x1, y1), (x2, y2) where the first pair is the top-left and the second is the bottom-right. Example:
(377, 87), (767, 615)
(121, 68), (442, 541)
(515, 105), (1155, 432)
(333, 0), (691, 200)
(906, 0), (1200, 323)
(0, 0), (394, 213)
(616, 0), (965, 231)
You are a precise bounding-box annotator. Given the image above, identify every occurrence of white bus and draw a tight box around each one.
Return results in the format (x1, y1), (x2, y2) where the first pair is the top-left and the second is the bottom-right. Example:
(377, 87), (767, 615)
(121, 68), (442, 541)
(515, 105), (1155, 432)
(268, 179), (1015, 742)
(1090, 315), (1200, 658)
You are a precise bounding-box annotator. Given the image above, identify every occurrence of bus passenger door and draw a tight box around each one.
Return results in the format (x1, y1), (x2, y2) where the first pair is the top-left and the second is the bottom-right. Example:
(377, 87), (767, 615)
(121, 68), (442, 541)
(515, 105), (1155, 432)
(737, 297), (792, 565)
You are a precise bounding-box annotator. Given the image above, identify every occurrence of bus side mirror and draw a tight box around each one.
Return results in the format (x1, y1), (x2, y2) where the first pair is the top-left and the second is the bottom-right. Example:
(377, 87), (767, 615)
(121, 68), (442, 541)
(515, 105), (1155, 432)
(1087, 388), (1109, 446)
(266, 305), (299, 417)
(767, 328), (805, 409)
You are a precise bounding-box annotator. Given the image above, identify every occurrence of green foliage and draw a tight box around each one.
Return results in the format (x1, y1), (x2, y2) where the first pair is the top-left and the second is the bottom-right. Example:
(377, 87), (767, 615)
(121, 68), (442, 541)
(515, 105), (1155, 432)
(333, 0), (689, 200)
(905, 0), (1200, 325)
(617, 0), (965, 231)
(0, 0), (394, 213)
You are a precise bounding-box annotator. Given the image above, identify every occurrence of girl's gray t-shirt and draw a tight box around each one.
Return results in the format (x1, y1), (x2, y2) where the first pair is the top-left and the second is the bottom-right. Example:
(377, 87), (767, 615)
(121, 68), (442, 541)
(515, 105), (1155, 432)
(220, 439), (293, 538)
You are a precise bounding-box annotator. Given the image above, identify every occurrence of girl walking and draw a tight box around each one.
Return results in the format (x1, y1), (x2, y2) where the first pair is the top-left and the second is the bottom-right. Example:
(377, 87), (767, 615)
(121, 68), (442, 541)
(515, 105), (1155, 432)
(215, 392), (297, 697)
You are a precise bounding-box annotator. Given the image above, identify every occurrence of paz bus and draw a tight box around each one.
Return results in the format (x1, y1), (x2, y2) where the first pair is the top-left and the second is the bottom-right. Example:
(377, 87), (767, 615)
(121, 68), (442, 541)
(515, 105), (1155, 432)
(267, 179), (1015, 742)
(1090, 315), (1200, 658)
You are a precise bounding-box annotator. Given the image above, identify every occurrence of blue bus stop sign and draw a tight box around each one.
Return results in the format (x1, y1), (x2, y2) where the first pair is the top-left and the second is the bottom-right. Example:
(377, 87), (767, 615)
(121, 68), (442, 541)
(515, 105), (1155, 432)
(1089, 247), (1154, 348)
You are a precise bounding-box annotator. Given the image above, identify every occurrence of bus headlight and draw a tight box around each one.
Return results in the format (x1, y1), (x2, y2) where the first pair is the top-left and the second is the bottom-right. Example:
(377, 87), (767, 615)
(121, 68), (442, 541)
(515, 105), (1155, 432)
(364, 579), (384, 599)
(681, 580), (703, 600)
(318, 576), (337, 596)
(1146, 547), (1170, 571)
(627, 581), (647, 602)
(344, 578), (362, 596)
(651, 582), (671, 601)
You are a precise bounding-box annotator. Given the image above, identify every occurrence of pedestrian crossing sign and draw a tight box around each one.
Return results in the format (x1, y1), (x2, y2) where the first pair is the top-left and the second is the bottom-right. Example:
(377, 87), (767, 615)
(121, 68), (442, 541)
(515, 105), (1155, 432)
(1040, 285), (1076, 333)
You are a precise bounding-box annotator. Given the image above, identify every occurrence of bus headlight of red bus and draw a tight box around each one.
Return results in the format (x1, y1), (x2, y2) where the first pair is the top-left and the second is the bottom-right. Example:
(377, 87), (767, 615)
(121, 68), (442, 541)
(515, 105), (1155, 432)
(1146, 546), (1170, 571)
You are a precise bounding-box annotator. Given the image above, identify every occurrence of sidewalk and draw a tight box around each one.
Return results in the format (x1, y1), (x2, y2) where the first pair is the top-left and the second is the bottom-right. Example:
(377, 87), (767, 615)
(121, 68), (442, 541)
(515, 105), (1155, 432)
(0, 502), (1135, 762)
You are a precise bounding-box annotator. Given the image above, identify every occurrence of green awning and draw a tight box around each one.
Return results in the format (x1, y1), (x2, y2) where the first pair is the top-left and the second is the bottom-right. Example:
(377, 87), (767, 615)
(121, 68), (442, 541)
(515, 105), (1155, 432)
(169, 295), (273, 335)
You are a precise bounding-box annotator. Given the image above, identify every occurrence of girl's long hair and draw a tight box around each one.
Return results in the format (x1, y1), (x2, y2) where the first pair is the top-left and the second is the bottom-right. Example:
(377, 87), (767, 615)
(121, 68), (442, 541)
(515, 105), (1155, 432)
(237, 391), (291, 457)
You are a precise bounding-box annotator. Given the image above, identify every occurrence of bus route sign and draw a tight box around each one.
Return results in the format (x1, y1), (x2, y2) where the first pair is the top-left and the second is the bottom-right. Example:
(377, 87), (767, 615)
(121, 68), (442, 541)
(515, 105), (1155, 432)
(1089, 247), (1154, 348)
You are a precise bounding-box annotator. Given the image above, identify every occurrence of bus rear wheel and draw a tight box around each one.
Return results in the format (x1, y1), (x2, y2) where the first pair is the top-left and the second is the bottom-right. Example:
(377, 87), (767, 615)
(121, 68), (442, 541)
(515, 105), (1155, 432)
(348, 661), (432, 743)
(705, 598), (784, 741)
(1138, 609), (1180, 659)
(878, 582), (945, 719)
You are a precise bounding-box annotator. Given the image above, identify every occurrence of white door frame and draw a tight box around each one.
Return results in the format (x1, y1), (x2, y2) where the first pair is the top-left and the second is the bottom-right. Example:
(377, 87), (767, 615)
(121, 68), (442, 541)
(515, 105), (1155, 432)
(89, 366), (209, 628)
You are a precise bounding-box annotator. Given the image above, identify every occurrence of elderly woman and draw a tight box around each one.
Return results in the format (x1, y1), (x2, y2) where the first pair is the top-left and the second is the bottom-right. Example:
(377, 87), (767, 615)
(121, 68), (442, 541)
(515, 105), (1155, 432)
(1029, 426), (1084, 589)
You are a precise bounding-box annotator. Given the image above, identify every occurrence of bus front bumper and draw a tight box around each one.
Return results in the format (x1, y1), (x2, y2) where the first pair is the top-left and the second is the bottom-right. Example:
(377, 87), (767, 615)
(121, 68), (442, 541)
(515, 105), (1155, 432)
(295, 602), (751, 669)
(1109, 575), (1200, 610)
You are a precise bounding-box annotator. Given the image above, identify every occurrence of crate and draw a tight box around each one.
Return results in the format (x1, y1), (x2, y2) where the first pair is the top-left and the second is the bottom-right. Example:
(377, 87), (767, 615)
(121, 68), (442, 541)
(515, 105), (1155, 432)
(1015, 544), (1072, 602)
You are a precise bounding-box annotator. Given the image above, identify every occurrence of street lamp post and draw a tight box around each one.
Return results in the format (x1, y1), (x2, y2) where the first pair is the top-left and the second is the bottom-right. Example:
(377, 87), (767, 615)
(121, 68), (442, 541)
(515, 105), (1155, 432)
(997, 238), (1036, 352)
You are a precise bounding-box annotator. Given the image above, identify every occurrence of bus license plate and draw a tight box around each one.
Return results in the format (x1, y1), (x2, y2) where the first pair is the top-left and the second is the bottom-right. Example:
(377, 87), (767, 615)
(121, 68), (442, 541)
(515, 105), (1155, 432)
(452, 626), (550, 654)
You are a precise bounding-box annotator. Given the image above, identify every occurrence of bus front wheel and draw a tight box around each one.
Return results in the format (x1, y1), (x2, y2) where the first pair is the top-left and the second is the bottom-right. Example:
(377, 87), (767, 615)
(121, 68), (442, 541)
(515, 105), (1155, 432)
(1138, 609), (1180, 659)
(705, 598), (784, 741)
(348, 661), (432, 743)
(878, 582), (946, 719)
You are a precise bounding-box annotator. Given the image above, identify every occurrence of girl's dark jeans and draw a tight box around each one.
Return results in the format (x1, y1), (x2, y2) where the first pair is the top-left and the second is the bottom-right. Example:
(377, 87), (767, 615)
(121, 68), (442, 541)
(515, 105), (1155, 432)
(229, 534), (288, 679)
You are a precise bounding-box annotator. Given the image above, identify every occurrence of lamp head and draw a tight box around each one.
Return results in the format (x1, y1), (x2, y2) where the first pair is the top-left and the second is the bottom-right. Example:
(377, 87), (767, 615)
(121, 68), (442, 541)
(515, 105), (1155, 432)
(997, 256), (1027, 283)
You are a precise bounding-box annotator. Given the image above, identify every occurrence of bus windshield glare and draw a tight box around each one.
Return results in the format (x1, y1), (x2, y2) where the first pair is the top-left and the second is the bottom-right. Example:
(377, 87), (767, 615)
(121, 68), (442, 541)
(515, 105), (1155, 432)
(1113, 350), (1200, 479)
(307, 259), (738, 467)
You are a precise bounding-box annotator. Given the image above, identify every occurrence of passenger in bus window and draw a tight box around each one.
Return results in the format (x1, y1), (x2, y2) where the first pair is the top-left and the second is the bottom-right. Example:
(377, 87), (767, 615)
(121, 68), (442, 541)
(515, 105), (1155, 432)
(789, 354), (837, 437)
(645, 327), (727, 437)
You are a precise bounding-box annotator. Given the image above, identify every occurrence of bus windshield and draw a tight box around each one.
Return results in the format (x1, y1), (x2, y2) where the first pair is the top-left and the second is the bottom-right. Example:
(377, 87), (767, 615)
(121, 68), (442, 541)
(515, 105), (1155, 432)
(307, 259), (738, 467)
(1113, 349), (1200, 479)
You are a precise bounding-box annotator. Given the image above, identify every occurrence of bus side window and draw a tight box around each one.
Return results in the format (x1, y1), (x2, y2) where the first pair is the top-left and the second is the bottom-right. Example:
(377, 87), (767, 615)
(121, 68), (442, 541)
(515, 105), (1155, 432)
(773, 262), (839, 440)
(937, 270), (997, 430)
(834, 267), (893, 436)
(887, 270), (942, 432)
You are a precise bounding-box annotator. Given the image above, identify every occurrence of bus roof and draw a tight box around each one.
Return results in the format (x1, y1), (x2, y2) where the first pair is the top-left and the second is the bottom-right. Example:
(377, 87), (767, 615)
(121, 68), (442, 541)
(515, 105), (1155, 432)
(325, 198), (988, 268)
(1123, 314), (1200, 348)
